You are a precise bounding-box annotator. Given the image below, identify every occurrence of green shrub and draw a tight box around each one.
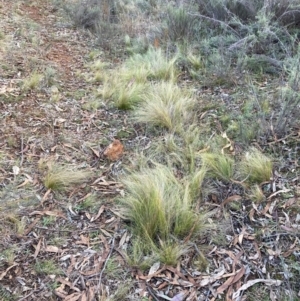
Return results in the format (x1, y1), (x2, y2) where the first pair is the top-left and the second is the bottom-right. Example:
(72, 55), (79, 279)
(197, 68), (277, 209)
(164, 5), (199, 42)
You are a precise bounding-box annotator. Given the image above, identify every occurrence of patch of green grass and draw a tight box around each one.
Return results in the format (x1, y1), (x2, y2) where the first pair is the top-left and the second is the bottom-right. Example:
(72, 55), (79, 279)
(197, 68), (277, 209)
(0, 247), (16, 265)
(164, 5), (199, 42)
(74, 194), (98, 211)
(48, 236), (67, 247)
(44, 67), (58, 87)
(125, 237), (156, 270)
(6, 215), (26, 235)
(34, 259), (63, 276)
(201, 153), (234, 182)
(188, 166), (208, 200)
(104, 256), (122, 278)
(88, 59), (109, 83)
(0, 284), (17, 301)
(134, 81), (195, 131)
(192, 251), (209, 271)
(238, 147), (273, 184)
(111, 282), (132, 301)
(42, 216), (56, 226)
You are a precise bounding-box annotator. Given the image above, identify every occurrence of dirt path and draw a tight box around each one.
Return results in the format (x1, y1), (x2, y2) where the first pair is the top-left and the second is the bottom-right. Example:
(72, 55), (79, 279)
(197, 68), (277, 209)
(0, 1), (130, 300)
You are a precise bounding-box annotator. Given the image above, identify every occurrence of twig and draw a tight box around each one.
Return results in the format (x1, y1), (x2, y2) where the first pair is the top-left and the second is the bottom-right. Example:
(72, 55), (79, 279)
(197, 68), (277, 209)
(188, 13), (240, 37)
(18, 290), (39, 301)
(146, 284), (161, 301)
(96, 235), (116, 291)
(268, 133), (294, 144)
(20, 134), (24, 167)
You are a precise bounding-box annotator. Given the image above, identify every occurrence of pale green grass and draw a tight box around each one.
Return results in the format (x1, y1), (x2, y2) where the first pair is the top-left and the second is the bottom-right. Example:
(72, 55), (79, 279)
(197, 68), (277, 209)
(188, 166), (208, 200)
(125, 47), (178, 82)
(249, 184), (266, 203)
(120, 165), (209, 243)
(88, 59), (109, 83)
(134, 81), (195, 131)
(239, 147), (273, 184)
(156, 240), (189, 266)
(125, 237), (156, 270)
(0, 247), (16, 265)
(42, 162), (92, 192)
(113, 82), (147, 110)
(201, 152), (234, 182)
(6, 215), (26, 235)
(22, 71), (43, 91)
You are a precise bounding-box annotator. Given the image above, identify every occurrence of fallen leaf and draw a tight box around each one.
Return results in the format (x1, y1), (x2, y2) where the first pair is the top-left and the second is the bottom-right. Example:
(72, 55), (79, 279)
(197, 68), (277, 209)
(0, 264), (18, 280)
(91, 205), (105, 222)
(221, 195), (242, 207)
(170, 292), (185, 301)
(76, 235), (89, 246)
(34, 238), (42, 258)
(148, 262), (160, 276)
(103, 139), (124, 161)
(45, 246), (61, 253)
(232, 279), (282, 300)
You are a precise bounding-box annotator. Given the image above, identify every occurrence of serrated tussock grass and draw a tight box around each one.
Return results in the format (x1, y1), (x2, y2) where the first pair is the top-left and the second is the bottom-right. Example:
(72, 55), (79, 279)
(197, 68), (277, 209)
(249, 184), (266, 203)
(156, 239), (190, 266)
(238, 147), (273, 184)
(120, 165), (210, 244)
(201, 152), (234, 182)
(95, 48), (178, 110)
(113, 82), (147, 110)
(125, 47), (178, 82)
(22, 71), (43, 91)
(42, 162), (92, 192)
(134, 81), (195, 131)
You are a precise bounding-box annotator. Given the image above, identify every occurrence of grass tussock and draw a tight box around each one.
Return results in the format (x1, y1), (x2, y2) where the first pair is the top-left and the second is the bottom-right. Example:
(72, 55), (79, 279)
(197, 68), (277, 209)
(113, 82), (147, 110)
(42, 161), (92, 192)
(125, 48), (178, 82)
(22, 71), (43, 91)
(201, 152), (234, 182)
(134, 81), (195, 131)
(120, 165), (209, 244)
(249, 184), (266, 203)
(95, 48), (178, 109)
(238, 148), (273, 184)
(156, 240), (190, 266)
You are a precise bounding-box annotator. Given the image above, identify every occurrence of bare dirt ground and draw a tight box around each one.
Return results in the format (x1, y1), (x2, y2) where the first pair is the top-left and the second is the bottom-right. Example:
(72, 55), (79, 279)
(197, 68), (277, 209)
(0, 1), (299, 301)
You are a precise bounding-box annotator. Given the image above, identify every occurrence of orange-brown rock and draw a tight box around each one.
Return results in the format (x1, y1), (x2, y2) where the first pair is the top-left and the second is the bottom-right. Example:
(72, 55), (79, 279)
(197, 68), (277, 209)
(103, 139), (124, 161)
